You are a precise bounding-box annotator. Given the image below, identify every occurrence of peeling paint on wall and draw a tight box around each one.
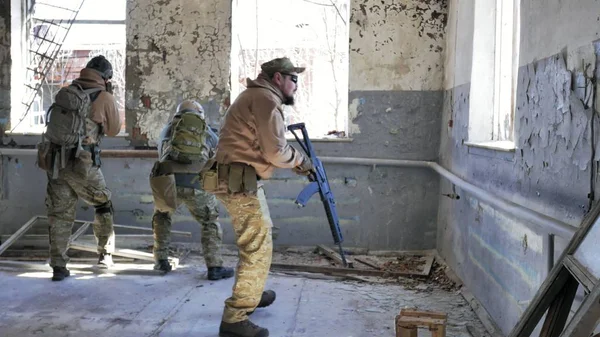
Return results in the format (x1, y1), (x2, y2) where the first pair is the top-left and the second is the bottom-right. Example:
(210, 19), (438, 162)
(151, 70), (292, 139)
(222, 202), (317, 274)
(439, 48), (599, 334)
(517, 54), (594, 176)
(125, 0), (231, 144)
(348, 97), (363, 134)
(349, 0), (447, 91)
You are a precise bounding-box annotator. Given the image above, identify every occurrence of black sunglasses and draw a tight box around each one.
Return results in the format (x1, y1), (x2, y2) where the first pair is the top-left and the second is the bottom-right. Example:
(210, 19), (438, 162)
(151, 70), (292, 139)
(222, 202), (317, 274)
(280, 73), (298, 83)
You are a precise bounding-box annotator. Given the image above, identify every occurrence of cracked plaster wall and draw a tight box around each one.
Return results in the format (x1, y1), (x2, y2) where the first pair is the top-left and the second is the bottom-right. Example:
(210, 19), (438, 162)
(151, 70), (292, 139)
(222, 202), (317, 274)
(438, 0), (600, 333)
(349, 0), (447, 92)
(125, 0), (231, 144)
(0, 0), (10, 139)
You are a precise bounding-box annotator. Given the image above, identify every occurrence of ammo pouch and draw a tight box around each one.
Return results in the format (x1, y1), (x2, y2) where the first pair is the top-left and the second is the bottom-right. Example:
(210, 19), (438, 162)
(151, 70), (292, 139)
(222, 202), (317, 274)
(201, 169), (219, 192)
(82, 144), (101, 167)
(216, 162), (258, 195)
(36, 139), (102, 179)
(149, 161), (178, 213)
(36, 142), (54, 172)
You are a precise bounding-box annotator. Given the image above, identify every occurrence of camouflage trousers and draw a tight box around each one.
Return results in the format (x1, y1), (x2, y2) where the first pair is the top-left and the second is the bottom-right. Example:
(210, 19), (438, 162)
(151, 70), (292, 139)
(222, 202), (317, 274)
(152, 186), (224, 267)
(45, 152), (115, 268)
(217, 186), (273, 323)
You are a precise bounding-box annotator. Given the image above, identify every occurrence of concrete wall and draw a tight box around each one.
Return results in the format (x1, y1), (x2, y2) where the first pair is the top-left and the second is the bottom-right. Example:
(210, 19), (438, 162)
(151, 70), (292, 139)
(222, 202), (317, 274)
(0, 0), (10, 139)
(348, 0), (447, 159)
(125, 0), (232, 144)
(0, 0), (448, 251)
(438, 0), (600, 333)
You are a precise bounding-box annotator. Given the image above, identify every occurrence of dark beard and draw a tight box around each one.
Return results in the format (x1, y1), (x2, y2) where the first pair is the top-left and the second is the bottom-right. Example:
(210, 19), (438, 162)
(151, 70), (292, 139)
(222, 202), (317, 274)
(283, 95), (295, 106)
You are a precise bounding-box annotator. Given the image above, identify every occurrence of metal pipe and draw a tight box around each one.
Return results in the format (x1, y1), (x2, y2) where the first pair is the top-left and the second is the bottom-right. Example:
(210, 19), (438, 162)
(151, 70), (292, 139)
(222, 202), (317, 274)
(321, 156), (577, 238)
(0, 148), (159, 158)
(0, 148), (36, 156)
(546, 234), (555, 273)
(101, 149), (158, 158)
(428, 162), (576, 238)
(0, 148), (578, 238)
(320, 156), (430, 168)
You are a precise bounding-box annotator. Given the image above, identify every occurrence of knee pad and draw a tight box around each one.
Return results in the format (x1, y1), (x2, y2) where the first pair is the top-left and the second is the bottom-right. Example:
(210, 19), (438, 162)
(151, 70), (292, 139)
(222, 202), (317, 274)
(95, 200), (114, 215)
(153, 211), (170, 220)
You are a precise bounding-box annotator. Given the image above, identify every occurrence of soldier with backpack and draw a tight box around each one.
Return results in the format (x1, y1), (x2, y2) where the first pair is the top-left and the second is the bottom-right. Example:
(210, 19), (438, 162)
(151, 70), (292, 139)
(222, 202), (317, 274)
(36, 55), (122, 281)
(149, 99), (234, 280)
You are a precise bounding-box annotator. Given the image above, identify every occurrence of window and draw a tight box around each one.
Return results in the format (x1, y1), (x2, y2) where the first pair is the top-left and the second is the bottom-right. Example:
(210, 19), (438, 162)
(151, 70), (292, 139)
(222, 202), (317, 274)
(9, 0), (126, 134)
(231, 0), (350, 139)
(468, 0), (520, 149)
(31, 96), (45, 127)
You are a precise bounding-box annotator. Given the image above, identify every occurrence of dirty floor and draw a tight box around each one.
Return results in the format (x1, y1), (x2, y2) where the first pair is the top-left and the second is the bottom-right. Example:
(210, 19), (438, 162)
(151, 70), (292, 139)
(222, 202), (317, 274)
(0, 246), (491, 337)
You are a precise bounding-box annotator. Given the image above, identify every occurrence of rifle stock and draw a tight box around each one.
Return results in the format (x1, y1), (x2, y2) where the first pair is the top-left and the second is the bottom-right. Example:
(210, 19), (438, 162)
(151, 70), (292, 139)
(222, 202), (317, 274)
(287, 123), (348, 267)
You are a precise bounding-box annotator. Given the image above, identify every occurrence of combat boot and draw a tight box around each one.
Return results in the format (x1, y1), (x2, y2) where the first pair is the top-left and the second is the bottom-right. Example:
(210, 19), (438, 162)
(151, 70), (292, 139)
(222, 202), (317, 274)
(219, 319), (269, 337)
(154, 259), (172, 273)
(98, 253), (114, 269)
(208, 266), (234, 280)
(52, 266), (70, 282)
(248, 290), (276, 315)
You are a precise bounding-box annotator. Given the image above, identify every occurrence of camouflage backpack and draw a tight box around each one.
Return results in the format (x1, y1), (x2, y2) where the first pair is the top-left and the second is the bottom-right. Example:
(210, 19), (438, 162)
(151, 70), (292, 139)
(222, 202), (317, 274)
(160, 111), (210, 165)
(44, 83), (102, 148)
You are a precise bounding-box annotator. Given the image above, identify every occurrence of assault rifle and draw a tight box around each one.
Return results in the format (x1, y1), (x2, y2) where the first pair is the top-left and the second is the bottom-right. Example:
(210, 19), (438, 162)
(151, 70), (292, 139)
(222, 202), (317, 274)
(287, 123), (348, 267)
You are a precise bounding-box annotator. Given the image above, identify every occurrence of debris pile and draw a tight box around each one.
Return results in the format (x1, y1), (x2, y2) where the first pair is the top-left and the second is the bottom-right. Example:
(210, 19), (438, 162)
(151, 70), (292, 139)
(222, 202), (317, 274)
(381, 255), (427, 273)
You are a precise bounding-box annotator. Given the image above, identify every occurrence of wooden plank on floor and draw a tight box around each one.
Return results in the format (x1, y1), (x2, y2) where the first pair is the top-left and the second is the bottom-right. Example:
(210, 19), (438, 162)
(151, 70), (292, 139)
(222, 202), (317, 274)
(316, 244), (354, 268)
(0, 260), (165, 276)
(70, 242), (179, 266)
(369, 249), (437, 257)
(418, 255), (435, 276)
(354, 257), (381, 270)
(0, 256), (135, 263)
(270, 263), (429, 278)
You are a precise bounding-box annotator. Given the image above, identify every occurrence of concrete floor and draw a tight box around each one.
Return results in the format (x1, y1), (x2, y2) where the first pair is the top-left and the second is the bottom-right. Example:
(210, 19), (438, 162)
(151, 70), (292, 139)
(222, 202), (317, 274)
(0, 255), (490, 337)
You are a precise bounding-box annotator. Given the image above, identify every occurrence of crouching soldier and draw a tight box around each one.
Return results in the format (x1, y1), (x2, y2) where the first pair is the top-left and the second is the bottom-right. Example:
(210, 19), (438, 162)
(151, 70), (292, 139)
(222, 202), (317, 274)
(149, 99), (234, 281)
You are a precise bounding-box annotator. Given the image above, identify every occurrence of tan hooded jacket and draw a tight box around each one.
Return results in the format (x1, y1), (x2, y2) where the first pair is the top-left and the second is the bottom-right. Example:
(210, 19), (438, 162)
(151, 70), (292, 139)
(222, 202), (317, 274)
(215, 73), (306, 179)
(72, 68), (121, 144)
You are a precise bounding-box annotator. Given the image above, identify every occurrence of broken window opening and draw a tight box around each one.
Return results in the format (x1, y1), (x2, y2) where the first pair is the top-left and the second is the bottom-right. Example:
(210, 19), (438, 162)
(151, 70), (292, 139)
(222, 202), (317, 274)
(230, 0), (350, 139)
(9, 0), (126, 135)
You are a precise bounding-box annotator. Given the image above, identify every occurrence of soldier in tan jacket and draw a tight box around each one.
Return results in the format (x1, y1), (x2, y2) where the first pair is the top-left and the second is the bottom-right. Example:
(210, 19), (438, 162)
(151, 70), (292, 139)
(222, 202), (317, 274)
(43, 55), (121, 281)
(215, 57), (313, 337)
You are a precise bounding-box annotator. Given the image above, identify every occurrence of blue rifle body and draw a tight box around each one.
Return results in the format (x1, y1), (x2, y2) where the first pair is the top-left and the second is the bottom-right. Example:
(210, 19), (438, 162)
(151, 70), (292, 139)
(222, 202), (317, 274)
(287, 123), (348, 267)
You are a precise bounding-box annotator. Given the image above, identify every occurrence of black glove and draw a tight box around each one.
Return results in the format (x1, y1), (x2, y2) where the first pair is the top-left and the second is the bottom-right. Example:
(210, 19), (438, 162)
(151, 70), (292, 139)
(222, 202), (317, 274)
(293, 157), (314, 176)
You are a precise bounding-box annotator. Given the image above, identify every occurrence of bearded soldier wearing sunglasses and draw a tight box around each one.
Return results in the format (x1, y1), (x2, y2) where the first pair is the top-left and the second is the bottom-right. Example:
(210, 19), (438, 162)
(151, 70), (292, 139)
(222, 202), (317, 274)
(209, 57), (314, 337)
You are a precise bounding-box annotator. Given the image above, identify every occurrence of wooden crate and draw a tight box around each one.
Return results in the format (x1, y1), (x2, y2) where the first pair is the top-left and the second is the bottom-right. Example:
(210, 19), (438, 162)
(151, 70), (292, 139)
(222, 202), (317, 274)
(395, 309), (447, 337)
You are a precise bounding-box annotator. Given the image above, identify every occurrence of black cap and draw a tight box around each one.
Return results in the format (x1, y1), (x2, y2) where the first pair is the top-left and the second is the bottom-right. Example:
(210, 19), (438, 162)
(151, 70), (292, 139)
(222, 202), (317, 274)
(86, 55), (113, 80)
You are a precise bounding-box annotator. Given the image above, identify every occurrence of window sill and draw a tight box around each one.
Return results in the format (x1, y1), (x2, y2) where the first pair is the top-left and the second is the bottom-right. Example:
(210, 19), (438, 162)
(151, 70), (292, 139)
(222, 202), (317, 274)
(464, 140), (516, 152)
